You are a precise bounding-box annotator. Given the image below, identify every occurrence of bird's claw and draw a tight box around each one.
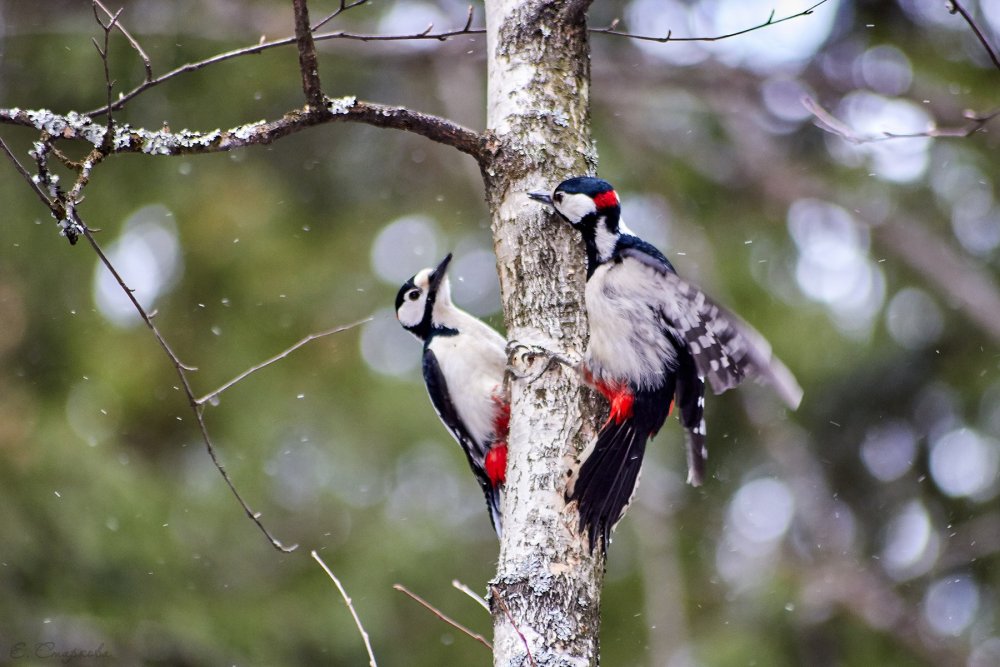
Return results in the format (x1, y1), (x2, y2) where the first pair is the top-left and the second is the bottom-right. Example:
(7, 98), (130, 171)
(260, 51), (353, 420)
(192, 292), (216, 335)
(506, 341), (579, 384)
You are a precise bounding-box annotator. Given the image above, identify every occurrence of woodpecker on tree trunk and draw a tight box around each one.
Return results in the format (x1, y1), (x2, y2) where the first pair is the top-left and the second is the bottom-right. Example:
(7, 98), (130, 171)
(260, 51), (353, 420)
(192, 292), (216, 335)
(529, 177), (803, 553)
(396, 253), (510, 537)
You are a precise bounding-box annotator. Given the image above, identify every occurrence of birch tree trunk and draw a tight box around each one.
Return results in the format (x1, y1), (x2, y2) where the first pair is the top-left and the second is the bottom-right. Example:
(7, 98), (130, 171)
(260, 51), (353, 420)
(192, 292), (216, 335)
(483, 2), (605, 665)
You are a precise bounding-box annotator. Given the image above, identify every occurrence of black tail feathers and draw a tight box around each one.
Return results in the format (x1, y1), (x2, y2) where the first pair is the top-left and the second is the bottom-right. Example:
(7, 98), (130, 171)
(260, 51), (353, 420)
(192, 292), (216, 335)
(484, 485), (503, 539)
(569, 419), (647, 553)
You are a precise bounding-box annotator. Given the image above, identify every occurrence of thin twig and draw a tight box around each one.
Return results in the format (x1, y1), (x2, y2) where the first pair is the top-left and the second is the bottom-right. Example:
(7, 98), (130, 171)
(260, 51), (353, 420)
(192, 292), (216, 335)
(78, 225), (297, 552)
(949, 0), (1000, 72)
(452, 579), (490, 613)
(490, 587), (536, 667)
(393, 584), (493, 651)
(593, 0), (830, 43)
(0, 136), (56, 210)
(91, 1), (121, 131)
(94, 0), (153, 81)
(70, 0), (828, 119)
(292, 0), (324, 108)
(80, 14), (486, 118)
(802, 95), (1000, 143)
(312, 0), (370, 32)
(312, 550), (379, 667)
(196, 317), (372, 406)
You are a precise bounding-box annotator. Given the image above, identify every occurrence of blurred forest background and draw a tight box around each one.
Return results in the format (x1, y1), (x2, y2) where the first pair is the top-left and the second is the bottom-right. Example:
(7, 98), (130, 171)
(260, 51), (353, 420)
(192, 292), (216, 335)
(1, 0), (999, 665)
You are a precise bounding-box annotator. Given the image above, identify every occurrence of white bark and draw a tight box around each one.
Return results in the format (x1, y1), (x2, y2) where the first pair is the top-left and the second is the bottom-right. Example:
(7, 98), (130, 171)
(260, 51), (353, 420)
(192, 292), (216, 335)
(483, 2), (605, 665)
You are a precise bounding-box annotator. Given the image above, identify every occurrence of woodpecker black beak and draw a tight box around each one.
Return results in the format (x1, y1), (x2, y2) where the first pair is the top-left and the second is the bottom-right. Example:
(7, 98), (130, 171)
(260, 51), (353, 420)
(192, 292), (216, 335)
(528, 191), (553, 207)
(428, 253), (452, 294)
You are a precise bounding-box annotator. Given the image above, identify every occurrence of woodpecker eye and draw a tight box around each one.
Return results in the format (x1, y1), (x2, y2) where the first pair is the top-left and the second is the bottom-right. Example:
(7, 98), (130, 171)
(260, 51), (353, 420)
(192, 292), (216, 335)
(407, 289), (421, 301)
(554, 192), (564, 204)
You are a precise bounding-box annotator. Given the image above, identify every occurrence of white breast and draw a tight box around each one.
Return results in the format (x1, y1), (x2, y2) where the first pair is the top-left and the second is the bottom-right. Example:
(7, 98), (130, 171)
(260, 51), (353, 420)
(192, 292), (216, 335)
(585, 258), (678, 390)
(428, 311), (507, 445)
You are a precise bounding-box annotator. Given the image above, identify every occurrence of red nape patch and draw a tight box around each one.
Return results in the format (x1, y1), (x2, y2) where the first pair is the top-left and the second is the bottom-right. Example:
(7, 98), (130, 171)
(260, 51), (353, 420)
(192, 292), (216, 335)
(485, 444), (507, 486)
(593, 190), (619, 210)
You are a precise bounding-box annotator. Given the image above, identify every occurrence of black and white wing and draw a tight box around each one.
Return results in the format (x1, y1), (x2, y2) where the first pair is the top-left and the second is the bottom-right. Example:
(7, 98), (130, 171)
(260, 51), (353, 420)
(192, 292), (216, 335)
(422, 347), (503, 535)
(620, 246), (803, 410)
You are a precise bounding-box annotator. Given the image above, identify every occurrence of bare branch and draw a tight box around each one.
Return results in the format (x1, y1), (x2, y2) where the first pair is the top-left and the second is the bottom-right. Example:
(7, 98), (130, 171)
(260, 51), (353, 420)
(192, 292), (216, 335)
(0, 136), (57, 211)
(312, 551), (378, 667)
(0, 101), (489, 166)
(393, 584), (493, 652)
(61, 0), (829, 122)
(593, 0), (831, 43)
(91, 1), (121, 140)
(292, 0), (324, 108)
(802, 95), (1000, 143)
(312, 0), (370, 32)
(451, 579), (490, 613)
(94, 0), (153, 82)
(8, 133), (296, 547)
(196, 317), (372, 406)
(78, 225), (297, 552)
(81, 15), (486, 117)
(949, 0), (1000, 72)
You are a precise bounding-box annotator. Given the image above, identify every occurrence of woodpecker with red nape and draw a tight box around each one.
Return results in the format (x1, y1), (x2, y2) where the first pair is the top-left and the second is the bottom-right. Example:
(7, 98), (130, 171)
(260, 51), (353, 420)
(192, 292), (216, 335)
(396, 253), (509, 537)
(529, 177), (802, 552)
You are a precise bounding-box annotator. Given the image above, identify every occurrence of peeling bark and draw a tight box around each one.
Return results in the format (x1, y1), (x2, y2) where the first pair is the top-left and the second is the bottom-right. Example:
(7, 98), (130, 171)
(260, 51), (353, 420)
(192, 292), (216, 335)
(483, 2), (604, 666)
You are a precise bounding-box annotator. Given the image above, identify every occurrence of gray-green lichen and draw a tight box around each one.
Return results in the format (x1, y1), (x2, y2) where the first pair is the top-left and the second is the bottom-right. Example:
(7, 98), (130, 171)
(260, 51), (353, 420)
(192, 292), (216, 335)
(326, 95), (357, 115)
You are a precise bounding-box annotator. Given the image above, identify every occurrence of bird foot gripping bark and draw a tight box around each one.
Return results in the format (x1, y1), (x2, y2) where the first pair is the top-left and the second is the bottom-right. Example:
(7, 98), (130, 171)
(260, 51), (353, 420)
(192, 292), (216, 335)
(505, 339), (580, 385)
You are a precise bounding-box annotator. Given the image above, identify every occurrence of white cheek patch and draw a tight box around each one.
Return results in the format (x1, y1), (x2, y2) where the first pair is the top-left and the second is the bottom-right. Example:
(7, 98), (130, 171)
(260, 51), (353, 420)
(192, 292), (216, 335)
(397, 296), (426, 328)
(397, 268), (435, 328)
(557, 192), (598, 224)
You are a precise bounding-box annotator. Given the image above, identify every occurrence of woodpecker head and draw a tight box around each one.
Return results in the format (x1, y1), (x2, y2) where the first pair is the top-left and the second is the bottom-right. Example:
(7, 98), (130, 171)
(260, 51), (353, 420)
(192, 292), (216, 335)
(529, 177), (624, 266)
(529, 177), (621, 229)
(396, 253), (453, 340)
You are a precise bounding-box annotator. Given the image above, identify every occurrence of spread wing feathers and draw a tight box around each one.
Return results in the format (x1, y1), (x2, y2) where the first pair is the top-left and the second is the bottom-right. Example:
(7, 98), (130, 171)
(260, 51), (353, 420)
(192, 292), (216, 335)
(570, 379), (675, 553)
(621, 247), (803, 409)
(422, 348), (503, 536)
(675, 349), (708, 486)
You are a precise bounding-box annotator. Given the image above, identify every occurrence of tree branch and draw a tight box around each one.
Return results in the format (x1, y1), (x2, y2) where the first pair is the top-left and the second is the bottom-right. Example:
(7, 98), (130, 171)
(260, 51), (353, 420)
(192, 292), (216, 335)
(81, 16), (487, 118)
(93, 0), (153, 82)
(802, 95), (1000, 143)
(90, 1), (121, 132)
(592, 0), (831, 44)
(79, 224), (298, 552)
(196, 317), (371, 406)
(393, 585), (493, 652)
(313, 550), (379, 667)
(73, 1), (834, 118)
(312, 0), (370, 32)
(292, 0), (324, 108)
(0, 100), (489, 166)
(0, 136), (57, 211)
(949, 0), (1000, 72)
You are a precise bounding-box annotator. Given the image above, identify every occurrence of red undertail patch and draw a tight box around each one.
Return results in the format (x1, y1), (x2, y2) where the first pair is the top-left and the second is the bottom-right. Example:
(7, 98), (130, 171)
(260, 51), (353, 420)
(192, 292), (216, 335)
(594, 380), (635, 425)
(491, 392), (511, 441)
(485, 444), (507, 486)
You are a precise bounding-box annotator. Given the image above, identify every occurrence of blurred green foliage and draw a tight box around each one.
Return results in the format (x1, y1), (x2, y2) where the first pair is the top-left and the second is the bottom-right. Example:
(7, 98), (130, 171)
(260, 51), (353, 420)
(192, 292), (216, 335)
(1, 1), (998, 666)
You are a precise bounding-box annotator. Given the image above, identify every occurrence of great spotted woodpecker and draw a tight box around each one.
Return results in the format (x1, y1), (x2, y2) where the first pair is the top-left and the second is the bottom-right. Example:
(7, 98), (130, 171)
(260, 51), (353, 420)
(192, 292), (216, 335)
(396, 253), (510, 537)
(529, 177), (802, 552)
